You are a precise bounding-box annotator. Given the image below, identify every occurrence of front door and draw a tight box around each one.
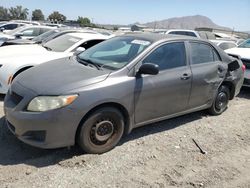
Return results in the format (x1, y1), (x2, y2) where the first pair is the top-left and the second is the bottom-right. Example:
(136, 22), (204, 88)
(134, 42), (192, 125)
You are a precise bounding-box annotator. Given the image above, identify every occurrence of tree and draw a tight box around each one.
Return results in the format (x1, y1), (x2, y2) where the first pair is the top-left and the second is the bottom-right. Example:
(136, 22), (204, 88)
(0, 6), (9, 20)
(9, 6), (29, 20)
(77, 16), (97, 27)
(77, 16), (91, 27)
(48, 11), (66, 23)
(32, 9), (44, 21)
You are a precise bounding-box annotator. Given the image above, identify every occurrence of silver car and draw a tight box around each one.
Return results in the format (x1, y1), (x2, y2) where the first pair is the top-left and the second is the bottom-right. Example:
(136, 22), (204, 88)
(4, 34), (244, 154)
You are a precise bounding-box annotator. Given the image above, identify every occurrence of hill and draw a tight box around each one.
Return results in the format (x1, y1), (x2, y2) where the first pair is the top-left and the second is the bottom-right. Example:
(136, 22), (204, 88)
(143, 15), (231, 30)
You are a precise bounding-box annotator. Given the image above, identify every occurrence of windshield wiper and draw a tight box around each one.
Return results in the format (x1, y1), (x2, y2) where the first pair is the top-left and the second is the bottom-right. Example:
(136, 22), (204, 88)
(77, 56), (101, 70)
(42, 44), (52, 51)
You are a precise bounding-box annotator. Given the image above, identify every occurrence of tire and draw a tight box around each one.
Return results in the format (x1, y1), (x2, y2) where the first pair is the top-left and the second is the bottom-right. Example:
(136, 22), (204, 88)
(208, 85), (230, 115)
(78, 107), (125, 154)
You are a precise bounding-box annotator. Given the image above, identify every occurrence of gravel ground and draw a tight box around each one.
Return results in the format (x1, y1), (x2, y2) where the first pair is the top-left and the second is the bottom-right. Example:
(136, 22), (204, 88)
(0, 88), (250, 188)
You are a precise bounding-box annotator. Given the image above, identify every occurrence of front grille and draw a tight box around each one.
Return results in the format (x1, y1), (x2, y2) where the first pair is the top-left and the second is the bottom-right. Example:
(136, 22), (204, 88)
(9, 91), (23, 105)
(242, 59), (250, 69)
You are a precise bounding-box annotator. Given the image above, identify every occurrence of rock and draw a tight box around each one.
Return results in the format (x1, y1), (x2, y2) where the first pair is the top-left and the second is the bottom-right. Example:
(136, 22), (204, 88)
(25, 169), (32, 175)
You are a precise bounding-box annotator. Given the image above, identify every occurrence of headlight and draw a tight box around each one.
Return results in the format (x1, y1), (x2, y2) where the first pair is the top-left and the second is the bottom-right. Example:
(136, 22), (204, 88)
(27, 95), (78, 112)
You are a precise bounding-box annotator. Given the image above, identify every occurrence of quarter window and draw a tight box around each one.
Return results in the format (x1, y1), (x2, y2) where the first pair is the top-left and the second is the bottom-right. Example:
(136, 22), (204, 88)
(142, 42), (186, 71)
(190, 42), (220, 64)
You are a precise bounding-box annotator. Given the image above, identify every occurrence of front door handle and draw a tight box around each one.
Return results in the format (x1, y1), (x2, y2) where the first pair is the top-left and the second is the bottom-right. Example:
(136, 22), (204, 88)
(181, 73), (191, 80)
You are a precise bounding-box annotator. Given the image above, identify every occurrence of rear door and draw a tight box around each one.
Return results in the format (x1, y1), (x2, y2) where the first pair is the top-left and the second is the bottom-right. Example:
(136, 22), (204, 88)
(188, 42), (227, 109)
(134, 42), (192, 124)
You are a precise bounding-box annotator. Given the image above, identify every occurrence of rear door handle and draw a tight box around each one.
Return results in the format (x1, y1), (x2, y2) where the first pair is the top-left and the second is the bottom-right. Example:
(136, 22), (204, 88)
(181, 73), (191, 80)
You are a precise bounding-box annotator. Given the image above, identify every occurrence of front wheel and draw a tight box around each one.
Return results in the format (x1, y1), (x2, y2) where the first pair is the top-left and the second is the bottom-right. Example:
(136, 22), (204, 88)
(208, 85), (230, 115)
(77, 107), (124, 154)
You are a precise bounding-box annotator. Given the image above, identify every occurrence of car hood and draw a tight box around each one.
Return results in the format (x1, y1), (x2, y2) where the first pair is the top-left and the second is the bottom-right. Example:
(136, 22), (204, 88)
(14, 57), (111, 95)
(0, 44), (48, 58)
(0, 45), (70, 66)
(225, 47), (250, 59)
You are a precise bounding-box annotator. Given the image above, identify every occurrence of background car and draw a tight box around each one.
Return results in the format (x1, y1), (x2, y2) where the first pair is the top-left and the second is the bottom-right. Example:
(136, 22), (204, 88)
(0, 32), (110, 94)
(0, 25), (54, 45)
(0, 28), (100, 46)
(154, 29), (200, 38)
(212, 40), (237, 50)
(225, 39), (250, 86)
(4, 34), (244, 154)
(0, 22), (26, 33)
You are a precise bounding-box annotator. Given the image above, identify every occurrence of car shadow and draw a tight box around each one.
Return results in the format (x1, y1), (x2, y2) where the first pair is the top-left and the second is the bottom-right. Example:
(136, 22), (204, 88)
(0, 94), (5, 102)
(120, 110), (205, 145)
(0, 110), (205, 168)
(237, 87), (250, 99)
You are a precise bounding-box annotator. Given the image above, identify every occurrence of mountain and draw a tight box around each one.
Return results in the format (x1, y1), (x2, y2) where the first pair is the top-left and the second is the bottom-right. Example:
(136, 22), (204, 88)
(143, 15), (231, 30)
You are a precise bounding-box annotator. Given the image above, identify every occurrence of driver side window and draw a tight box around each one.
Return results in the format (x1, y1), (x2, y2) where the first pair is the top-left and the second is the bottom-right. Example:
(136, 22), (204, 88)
(22, 28), (40, 36)
(142, 42), (186, 71)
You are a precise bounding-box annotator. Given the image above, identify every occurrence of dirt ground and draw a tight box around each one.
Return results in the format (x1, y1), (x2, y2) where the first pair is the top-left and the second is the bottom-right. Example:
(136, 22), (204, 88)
(0, 88), (250, 188)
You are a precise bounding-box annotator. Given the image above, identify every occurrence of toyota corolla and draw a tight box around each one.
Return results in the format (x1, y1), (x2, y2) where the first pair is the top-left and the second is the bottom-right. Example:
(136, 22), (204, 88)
(4, 33), (244, 154)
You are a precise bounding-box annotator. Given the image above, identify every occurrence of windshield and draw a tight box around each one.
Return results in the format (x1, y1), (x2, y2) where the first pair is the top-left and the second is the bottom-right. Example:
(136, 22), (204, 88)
(77, 36), (151, 70)
(238, 39), (250, 48)
(32, 29), (58, 42)
(43, 34), (81, 52)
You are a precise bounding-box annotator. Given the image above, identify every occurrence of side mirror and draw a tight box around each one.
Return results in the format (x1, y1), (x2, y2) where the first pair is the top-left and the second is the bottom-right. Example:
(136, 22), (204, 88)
(73, 47), (86, 56)
(138, 63), (159, 75)
(15, 32), (24, 38)
(228, 60), (240, 71)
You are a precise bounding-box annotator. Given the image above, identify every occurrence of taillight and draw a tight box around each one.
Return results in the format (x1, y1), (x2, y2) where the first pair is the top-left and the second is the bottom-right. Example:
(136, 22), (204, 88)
(242, 64), (246, 72)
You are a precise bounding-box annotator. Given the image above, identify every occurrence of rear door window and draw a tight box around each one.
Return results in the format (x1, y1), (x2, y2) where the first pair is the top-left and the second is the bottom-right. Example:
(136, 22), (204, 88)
(190, 42), (220, 64)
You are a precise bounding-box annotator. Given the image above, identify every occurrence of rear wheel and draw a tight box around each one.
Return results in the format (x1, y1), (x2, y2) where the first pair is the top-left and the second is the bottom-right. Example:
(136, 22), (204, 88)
(78, 107), (124, 154)
(208, 85), (230, 115)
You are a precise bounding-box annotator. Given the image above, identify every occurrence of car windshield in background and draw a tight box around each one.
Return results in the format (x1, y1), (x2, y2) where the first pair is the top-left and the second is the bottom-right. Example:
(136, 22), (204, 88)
(32, 29), (57, 42)
(43, 34), (81, 52)
(78, 36), (151, 70)
(238, 39), (250, 48)
(5, 26), (24, 35)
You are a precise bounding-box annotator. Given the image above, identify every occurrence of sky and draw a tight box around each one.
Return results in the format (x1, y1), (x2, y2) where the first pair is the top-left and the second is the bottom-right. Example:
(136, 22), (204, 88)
(1, 0), (250, 31)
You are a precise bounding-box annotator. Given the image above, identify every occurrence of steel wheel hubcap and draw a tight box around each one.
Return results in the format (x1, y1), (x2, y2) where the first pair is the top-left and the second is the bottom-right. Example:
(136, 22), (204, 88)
(94, 120), (114, 142)
(215, 92), (227, 110)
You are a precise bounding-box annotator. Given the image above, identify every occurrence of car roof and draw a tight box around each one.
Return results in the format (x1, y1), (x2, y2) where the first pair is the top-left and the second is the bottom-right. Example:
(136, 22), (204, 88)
(167, 29), (197, 32)
(18, 25), (54, 29)
(121, 33), (202, 43)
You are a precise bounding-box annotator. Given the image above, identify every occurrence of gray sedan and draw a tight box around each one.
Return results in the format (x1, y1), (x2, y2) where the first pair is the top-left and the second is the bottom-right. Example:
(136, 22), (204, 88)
(4, 34), (244, 154)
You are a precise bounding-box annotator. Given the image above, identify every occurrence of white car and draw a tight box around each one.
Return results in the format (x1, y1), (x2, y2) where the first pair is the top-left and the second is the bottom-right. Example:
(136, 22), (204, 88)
(0, 32), (110, 94)
(225, 39), (250, 86)
(154, 29), (200, 38)
(212, 40), (237, 50)
(0, 22), (26, 33)
(0, 25), (54, 45)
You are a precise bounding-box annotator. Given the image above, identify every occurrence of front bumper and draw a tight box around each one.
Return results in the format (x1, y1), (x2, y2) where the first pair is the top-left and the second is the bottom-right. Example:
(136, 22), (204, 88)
(4, 82), (83, 149)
